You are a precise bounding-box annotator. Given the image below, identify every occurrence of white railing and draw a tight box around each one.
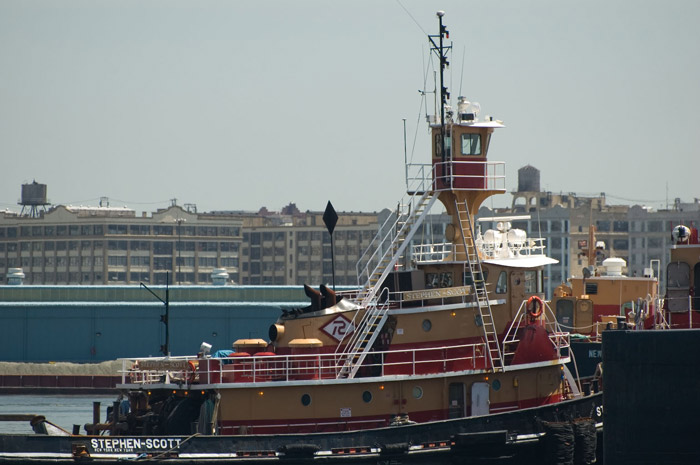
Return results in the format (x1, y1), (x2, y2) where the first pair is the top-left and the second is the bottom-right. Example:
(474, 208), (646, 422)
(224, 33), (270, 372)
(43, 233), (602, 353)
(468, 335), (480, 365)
(119, 341), (489, 386)
(411, 242), (452, 263)
(502, 298), (571, 361)
(407, 161), (506, 192)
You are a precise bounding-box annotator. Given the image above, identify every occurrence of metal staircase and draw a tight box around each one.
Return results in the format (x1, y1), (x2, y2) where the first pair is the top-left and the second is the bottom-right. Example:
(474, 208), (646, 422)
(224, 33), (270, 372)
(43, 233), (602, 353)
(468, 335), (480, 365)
(455, 199), (504, 372)
(335, 168), (437, 379)
(356, 191), (437, 307)
(335, 288), (390, 379)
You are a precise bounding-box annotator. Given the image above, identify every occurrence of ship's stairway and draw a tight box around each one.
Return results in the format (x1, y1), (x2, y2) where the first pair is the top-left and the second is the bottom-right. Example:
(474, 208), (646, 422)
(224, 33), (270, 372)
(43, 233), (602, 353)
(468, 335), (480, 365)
(355, 190), (438, 308)
(335, 288), (390, 379)
(455, 199), (504, 372)
(339, 168), (437, 379)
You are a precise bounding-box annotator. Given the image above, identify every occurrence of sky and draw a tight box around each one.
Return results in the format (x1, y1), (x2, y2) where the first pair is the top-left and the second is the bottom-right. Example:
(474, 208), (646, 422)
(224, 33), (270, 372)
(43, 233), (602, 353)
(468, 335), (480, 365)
(1, 0), (698, 215)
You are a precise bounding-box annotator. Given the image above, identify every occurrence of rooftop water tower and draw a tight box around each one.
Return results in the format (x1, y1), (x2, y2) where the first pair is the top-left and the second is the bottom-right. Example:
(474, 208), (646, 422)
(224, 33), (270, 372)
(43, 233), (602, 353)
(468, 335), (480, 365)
(19, 181), (50, 218)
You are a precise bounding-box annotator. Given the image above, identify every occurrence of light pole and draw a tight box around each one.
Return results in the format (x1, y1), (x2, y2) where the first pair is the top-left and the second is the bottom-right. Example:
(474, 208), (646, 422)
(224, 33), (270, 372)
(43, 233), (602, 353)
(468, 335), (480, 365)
(140, 272), (170, 357)
(176, 218), (185, 285)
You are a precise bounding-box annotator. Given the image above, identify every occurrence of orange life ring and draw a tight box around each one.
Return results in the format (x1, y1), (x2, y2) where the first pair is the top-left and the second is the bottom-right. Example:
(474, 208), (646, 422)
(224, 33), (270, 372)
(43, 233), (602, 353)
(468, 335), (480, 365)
(185, 361), (197, 384)
(526, 296), (544, 320)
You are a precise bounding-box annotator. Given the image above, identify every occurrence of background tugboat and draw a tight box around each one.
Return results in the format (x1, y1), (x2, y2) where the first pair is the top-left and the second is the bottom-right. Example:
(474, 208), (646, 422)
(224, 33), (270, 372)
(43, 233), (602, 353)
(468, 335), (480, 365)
(0, 11), (601, 465)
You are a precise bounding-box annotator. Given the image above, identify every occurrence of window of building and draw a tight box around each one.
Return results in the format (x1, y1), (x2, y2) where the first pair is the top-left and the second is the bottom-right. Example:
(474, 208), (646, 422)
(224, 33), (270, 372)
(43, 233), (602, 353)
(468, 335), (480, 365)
(197, 226), (217, 236)
(153, 242), (173, 255)
(153, 225), (173, 235)
(221, 257), (238, 267)
(595, 221), (610, 232)
(647, 221), (663, 232)
(131, 256), (150, 266)
(153, 257), (173, 270)
(130, 241), (150, 251)
(613, 221), (629, 232)
(198, 242), (217, 252)
(199, 257), (217, 267)
(613, 239), (629, 250)
(69, 225), (80, 236)
(130, 225), (150, 235)
(130, 272), (150, 283)
(648, 238), (663, 249)
(461, 134), (481, 155)
(108, 256), (127, 266)
(220, 242), (239, 252)
(107, 224), (127, 235)
(108, 271), (126, 282)
(108, 240), (127, 250)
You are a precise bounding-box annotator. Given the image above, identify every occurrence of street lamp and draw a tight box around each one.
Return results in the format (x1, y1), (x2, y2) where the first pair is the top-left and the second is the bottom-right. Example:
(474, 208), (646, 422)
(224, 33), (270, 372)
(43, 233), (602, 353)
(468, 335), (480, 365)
(176, 218), (185, 284)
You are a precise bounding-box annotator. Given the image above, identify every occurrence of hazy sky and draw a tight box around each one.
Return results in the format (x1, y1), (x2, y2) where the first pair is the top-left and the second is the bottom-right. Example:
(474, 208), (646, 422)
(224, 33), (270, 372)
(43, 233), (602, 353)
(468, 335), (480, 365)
(1, 0), (698, 215)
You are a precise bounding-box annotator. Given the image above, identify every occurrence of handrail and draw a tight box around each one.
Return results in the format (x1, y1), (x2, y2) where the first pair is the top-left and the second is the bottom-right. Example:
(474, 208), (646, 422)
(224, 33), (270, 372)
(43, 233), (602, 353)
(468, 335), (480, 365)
(120, 341), (489, 385)
(409, 161), (507, 192)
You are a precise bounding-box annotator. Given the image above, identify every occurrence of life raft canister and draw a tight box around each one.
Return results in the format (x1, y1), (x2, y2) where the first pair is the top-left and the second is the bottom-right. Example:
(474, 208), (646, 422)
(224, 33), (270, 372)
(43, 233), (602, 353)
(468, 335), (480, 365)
(526, 295), (544, 322)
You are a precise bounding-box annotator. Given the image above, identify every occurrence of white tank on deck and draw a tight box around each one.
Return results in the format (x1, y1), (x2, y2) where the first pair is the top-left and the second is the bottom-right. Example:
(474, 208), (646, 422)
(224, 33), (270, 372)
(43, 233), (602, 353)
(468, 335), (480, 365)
(483, 229), (503, 246)
(602, 258), (626, 276)
(507, 229), (527, 247)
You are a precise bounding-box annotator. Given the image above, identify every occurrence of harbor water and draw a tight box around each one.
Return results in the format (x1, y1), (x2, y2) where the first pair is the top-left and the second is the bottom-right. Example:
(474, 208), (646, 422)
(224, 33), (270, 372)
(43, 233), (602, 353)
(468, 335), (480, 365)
(0, 394), (115, 434)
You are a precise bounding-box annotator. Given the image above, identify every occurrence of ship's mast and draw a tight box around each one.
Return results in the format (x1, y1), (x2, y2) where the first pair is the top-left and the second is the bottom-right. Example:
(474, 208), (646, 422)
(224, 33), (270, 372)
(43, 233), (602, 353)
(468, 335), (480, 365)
(428, 11), (451, 163)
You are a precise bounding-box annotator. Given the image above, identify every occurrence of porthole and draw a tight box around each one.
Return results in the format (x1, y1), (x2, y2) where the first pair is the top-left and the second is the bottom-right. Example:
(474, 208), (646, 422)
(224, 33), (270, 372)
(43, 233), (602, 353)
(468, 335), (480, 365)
(412, 386), (423, 399)
(301, 394), (311, 406)
(362, 391), (372, 403)
(492, 379), (501, 391)
(422, 319), (432, 332)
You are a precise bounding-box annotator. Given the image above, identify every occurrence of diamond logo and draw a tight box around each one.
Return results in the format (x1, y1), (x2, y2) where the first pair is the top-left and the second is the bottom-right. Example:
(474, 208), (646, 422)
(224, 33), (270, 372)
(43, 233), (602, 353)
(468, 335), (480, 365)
(321, 314), (355, 342)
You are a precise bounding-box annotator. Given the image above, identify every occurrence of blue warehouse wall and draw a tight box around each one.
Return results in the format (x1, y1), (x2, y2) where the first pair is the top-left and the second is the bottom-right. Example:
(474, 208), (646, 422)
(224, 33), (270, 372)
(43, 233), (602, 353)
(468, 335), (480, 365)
(0, 285), (314, 362)
(0, 303), (285, 362)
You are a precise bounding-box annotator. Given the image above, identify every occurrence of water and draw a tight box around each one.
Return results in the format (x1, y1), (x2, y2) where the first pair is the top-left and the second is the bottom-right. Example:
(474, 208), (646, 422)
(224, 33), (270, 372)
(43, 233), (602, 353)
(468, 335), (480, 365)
(0, 394), (116, 434)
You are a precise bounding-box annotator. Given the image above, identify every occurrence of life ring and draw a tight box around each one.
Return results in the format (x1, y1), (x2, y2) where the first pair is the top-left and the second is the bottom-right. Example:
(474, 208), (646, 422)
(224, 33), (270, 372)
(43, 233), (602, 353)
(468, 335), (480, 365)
(184, 361), (197, 384)
(526, 296), (543, 321)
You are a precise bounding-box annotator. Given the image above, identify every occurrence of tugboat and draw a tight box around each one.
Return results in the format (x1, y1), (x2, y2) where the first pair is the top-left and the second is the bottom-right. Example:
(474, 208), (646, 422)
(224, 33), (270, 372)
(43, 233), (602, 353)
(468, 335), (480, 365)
(664, 224), (700, 326)
(550, 225), (661, 384)
(0, 12), (601, 464)
(551, 223), (700, 386)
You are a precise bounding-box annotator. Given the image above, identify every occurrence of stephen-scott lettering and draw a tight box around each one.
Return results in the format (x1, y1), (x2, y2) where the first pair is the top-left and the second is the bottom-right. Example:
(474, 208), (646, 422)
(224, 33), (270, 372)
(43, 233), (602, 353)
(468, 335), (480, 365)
(403, 286), (470, 302)
(90, 437), (182, 453)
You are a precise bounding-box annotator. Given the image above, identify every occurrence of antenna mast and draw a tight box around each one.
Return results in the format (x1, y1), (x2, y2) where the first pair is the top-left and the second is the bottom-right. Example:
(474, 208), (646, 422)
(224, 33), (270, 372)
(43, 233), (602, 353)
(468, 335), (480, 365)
(428, 11), (451, 163)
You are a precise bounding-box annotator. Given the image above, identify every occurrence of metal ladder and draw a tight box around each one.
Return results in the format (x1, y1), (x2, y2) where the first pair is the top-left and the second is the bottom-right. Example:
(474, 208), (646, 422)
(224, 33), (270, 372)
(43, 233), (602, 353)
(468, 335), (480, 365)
(335, 288), (390, 379)
(455, 199), (504, 372)
(355, 190), (437, 307)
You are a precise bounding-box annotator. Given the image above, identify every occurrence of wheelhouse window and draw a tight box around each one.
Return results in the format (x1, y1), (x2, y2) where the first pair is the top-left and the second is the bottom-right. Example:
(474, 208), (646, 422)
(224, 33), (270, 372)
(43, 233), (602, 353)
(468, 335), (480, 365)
(461, 134), (481, 156)
(495, 271), (507, 294)
(524, 270), (544, 294)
